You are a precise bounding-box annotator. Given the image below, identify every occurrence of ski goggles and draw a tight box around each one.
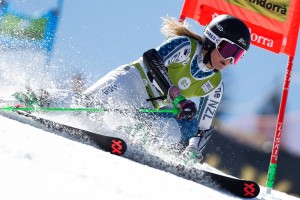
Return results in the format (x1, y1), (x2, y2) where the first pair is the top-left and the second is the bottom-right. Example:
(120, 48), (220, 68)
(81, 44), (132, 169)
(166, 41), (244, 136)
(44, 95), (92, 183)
(216, 38), (246, 65)
(204, 27), (247, 64)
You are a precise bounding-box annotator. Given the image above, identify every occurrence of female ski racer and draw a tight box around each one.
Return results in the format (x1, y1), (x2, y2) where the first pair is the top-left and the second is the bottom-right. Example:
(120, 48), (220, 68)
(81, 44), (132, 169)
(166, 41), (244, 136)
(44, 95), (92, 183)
(80, 14), (251, 163)
(13, 14), (251, 164)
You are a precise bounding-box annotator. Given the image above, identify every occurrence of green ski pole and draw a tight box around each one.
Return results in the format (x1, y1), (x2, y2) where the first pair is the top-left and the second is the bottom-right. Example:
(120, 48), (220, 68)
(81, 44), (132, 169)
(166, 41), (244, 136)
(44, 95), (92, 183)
(0, 106), (180, 115)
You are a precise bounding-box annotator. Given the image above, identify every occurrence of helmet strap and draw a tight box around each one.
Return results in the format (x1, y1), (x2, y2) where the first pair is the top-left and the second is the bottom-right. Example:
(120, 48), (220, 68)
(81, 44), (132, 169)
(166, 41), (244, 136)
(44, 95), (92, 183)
(203, 50), (214, 68)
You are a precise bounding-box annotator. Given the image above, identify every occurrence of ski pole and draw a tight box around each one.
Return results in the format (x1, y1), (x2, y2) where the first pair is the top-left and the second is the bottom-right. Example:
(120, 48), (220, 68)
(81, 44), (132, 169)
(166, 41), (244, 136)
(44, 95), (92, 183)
(0, 106), (180, 115)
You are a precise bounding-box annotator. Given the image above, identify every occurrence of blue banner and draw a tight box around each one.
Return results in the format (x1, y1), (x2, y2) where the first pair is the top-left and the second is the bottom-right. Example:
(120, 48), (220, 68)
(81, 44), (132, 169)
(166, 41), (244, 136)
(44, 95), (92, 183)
(0, 0), (63, 55)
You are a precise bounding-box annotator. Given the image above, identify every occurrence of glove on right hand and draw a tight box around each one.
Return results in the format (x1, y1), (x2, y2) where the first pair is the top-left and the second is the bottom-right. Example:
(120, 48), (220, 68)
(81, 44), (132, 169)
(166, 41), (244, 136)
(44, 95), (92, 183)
(168, 86), (196, 120)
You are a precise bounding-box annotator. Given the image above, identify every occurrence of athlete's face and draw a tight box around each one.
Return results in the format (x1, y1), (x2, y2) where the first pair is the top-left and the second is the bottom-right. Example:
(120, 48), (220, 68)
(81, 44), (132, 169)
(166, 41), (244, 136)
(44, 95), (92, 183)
(209, 48), (232, 70)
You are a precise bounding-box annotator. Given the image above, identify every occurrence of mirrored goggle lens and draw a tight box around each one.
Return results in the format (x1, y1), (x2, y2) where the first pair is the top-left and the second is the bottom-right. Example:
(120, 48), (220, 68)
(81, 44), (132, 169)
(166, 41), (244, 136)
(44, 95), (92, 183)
(217, 40), (246, 64)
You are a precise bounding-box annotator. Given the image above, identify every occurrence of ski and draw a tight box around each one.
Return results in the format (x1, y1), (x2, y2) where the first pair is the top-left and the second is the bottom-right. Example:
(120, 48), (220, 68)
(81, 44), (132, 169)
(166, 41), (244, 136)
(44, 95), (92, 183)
(1, 110), (127, 155)
(173, 164), (260, 198)
(200, 169), (260, 198)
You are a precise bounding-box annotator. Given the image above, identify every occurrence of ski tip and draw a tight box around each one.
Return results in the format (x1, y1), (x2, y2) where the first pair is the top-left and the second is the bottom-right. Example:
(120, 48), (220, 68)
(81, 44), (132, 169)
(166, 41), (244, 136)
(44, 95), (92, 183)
(109, 138), (127, 156)
(241, 181), (260, 198)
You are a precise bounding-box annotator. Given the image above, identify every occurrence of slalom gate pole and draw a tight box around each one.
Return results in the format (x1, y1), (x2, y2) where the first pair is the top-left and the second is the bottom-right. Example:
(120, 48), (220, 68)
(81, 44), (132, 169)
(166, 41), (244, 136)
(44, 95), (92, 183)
(266, 56), (294, 194)
(0, 106), (180, 115)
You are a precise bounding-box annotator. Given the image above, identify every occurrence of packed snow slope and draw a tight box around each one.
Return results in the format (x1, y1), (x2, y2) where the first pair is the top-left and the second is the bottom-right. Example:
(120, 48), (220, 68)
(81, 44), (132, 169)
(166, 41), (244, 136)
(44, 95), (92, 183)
(0, 115), (298, 200)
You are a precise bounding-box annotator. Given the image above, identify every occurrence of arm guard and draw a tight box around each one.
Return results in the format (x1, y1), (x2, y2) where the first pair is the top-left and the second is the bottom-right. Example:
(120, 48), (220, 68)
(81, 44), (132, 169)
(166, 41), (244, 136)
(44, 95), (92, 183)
(143, 49), (173, 96)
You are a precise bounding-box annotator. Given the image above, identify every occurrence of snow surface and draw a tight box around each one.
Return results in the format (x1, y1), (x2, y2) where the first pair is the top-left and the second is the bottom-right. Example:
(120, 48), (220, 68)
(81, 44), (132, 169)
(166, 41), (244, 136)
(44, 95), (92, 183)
(0, 114), (299, 200)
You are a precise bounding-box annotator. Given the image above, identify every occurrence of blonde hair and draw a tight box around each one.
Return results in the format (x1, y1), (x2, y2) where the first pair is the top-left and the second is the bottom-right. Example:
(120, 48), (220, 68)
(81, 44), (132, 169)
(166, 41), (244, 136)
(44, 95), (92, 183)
(160, 17), (202, 42)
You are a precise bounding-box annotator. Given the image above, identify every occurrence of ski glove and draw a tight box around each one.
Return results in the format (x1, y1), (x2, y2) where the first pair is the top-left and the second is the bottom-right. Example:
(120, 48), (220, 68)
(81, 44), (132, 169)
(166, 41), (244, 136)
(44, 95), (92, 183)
(181, 126), (216, 164)
(180, 146), (204, 165)
(168, 86), (196, 120)
(12, 89), (50, 108)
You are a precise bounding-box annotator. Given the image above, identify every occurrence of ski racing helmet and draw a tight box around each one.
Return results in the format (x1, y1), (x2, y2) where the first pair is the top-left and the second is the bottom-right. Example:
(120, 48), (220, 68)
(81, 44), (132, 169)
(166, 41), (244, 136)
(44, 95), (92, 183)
(202, 14), (251, 65)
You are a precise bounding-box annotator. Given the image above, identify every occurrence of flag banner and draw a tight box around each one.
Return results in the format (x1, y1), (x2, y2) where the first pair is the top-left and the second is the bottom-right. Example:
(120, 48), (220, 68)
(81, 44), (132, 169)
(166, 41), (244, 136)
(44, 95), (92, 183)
(227, 0), (289, 22)
(0, 0), (62, 54)
(180, 0), (300, 56)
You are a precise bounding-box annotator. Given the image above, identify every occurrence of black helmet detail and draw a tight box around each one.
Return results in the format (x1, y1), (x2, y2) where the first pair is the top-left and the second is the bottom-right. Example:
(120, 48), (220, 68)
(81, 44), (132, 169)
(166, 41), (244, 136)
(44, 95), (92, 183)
(202, 14), (251, 52)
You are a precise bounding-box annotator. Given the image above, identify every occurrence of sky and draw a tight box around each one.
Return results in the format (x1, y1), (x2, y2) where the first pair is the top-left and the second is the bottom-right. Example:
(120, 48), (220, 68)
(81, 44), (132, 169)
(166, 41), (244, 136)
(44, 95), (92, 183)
(0, 112), (299, 200)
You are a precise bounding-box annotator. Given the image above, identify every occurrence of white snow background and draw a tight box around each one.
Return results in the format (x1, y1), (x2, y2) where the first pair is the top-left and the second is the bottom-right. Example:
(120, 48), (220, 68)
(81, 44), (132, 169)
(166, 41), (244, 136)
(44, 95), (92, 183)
(0, 114), (299, 200)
